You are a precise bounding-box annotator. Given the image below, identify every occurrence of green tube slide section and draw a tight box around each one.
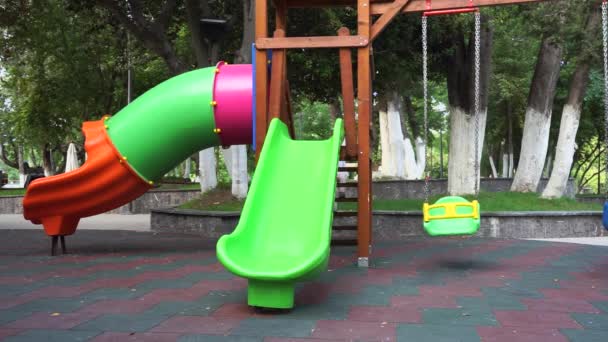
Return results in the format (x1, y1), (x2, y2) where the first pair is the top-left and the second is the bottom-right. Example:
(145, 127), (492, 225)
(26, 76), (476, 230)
(105, 67), (220, 182)
(217, 118), (344, 309)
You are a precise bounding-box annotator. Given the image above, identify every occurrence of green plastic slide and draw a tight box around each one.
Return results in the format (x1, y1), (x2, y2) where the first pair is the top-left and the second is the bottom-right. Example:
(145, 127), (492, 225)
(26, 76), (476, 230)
(217, 118), (344, 309)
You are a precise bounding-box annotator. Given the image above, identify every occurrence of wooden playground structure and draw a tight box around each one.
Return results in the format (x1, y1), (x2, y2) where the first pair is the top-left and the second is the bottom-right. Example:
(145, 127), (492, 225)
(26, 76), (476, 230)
(253, 0), (547, 266)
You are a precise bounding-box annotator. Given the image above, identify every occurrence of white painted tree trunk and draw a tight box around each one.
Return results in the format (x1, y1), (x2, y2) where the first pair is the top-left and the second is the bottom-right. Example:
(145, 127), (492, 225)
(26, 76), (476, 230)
(183, 157), (191, 180)
(229, 145), (249, 199)
(541, 104), (580, 198)
(222, 148), (233, 178)
(489, 156), (497, 178)
(510, 108), (552, 192)
(447, 107), (487, 195)
(544, 152), (553, 178)
(378, 97), (425, 180)
(378, 107), (405, 179)
(502, 153), (509, 178)
(403, 137), (425, 179)
(221, 146), (249, 198)
(198, 148), (217, 192)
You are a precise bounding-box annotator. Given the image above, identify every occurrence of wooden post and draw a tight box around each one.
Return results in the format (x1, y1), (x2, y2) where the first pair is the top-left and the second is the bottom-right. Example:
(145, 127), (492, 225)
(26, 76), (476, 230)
(255, 0), (269, 162)
(268, 30), (286, 122)
(338, 28), (358, 160)
(357, 0), (372, 267)
(284, 80), (296, 138)
(276, 0), (287, 31)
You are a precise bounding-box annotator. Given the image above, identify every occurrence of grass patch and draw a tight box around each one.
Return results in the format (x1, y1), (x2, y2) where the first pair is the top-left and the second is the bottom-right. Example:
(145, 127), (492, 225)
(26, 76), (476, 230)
(154, 183), (201, 191)
(180, 190), (601, 212)
(0, 188), (26, 197)
(338, 191), (602, 212)
(179, 188), (244, 211)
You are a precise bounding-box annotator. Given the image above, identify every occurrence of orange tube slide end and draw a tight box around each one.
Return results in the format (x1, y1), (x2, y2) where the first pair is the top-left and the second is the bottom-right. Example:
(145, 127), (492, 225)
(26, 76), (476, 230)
(23, 119), (152, 237)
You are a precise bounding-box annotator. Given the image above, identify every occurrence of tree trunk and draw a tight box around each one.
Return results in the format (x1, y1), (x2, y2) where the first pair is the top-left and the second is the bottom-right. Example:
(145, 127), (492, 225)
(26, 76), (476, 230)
(235, 0), (254, 64)
(403, 95), (420, 140)
(511, 37), (562, 192)
(230, 145), (249, 199)
(489, 155), (498, 178)
(199, 148), (217, 192)
(183, 157), (191, 179)
(507, 101), (514, 177)
(544, 151), (553, 178)
(41, 145), (54, 177)
(502, 152), (509, 178)
(542, 7), (600, 198)
(17, 146), (25, 186)
(378, 96), (405, 178)
(446, 15), (493, 195)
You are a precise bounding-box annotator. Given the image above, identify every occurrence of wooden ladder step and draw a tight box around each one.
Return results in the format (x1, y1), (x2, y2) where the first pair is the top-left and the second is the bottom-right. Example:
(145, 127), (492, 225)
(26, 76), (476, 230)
(332, 225), (358, 231)
(336, 182), (358, 188)
(338, 165), (358, 172)
(333, 211), (358, 217)
(335, 197), (358, 203)
(331, 239), (358, 246)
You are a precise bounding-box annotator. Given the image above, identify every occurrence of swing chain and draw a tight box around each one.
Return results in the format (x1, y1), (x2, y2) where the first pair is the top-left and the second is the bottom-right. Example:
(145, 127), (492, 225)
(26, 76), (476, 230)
(422, 15), (430, 203)
(603, 0), (608, 196)
(474, 11), (481, 196)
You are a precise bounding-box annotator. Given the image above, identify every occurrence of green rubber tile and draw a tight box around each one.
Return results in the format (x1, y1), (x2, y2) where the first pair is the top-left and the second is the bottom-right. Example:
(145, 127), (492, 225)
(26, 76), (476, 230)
(180, 270), (235, 281)
(80, 288), (140, 301)
(287, 301), (349, 320)
(396, 323), (480, 342)
(498, 283), (544, 299)
(72, 313), (168, 332)
(134, 259), (194, 272)
(421, 306), (498, 326)
(478, 289), (527, 310)
(231, 318), (316, 338)
(561, 329), (608, 342)
(146, 301), (213, 316)
(392, 274), (446, 287)
(179, 336), (262, 342)
(591, 301), (608, 313)
(570, 313), (608, 330)
(0, 283), (46, 297)
(4, 329), (100, 342)
(163, 291), (247, 316)
(329, 290), (390, 306)
(12, 297), (94, 313)
(133, 278), (198, 292)
(0, 309), (35, 325)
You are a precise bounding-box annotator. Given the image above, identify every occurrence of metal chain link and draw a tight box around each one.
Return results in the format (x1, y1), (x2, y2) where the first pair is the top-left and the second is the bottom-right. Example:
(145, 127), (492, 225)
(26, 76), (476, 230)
(603, 1), (608, 196)
(474, 11), (481, 197)
(422, 15), (430, 203)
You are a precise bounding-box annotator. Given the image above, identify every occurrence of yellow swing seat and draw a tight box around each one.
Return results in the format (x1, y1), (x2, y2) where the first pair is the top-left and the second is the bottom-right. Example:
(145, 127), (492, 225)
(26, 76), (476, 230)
(423, 196), (480, 236)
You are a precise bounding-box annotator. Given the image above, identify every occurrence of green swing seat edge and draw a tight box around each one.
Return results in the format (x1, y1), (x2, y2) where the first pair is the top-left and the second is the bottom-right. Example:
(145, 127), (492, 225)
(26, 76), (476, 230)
(423, 196), (481, 236)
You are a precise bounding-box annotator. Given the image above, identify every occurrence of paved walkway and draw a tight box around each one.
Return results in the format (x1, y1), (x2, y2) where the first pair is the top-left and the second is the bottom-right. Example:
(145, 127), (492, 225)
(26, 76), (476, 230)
(0, 230), (607, 341)
(0, 215), (150, 232)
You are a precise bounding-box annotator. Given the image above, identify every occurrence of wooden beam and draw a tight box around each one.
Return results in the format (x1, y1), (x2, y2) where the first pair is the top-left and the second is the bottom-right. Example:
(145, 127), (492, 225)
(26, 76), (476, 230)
(338, 28), (358, 159)
(356, 0), (372, 266)
(370, 0), (411, 41)
(256, 35), (369, 49)
(268, 30), (287, 123)
(374, 0), (549, 14)
(255, 0), (269, 162)
(286, 0), (549, 12)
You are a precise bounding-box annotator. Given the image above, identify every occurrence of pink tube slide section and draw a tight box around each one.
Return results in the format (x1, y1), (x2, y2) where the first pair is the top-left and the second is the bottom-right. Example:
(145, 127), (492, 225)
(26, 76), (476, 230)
(213, 62), (253, 146)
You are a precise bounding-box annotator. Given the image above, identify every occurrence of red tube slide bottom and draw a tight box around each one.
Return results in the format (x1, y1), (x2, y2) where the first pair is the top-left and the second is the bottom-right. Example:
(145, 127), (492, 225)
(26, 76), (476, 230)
(23, 119), (152, 236)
